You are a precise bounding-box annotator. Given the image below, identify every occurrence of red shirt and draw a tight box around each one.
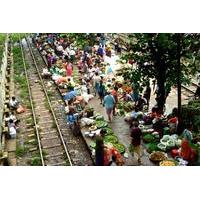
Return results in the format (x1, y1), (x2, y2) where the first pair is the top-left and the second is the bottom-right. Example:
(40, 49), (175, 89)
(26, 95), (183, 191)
(168, 117), (178, 124)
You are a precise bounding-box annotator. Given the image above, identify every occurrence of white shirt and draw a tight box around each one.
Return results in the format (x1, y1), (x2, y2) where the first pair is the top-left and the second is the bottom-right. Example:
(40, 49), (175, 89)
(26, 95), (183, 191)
(9, 127), (16, 137)
(9, 99), (18, 107)
(9, 114), (17, 122)
(93, 75), (101, 85)
(57, 45), (63, 52)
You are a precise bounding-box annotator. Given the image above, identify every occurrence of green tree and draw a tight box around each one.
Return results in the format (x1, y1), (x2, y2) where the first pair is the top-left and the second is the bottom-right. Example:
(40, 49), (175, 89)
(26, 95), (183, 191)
(61, 33), (97, 48)
(117, 33), (200, 112)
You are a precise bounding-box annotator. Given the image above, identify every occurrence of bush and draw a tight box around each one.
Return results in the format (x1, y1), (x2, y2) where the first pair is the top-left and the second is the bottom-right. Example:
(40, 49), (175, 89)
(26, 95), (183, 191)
(181, 100), (200, 132)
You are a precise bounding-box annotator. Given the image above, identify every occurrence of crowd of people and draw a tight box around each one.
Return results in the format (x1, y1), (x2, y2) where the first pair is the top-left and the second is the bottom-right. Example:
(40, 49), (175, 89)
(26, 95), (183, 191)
(4, 33), (198, 166)
(33, 33), (200, 166)
(34, 33), (128, 165)
(4, 96), (23, 138)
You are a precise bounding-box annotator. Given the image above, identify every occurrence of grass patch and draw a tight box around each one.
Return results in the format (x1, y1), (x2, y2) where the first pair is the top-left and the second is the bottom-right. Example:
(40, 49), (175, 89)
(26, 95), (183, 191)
(44, 100), (50, 111)
(16, 145), (28, 158)
(30, 157), (42, 166)
(52, 120), (57, 128)
(26, 102), (32, 110)
(47, 90), (53, 97)
(19, 89), (28, 99)
(26, 117), (33, 125)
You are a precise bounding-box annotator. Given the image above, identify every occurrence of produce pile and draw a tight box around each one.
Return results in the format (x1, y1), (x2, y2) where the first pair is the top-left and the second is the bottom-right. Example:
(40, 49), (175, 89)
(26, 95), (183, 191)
(159, 160), (176, 166)
(157, 135), (181, 152)
(88, 114), (126, 154)
(149, 151), (167, 162)
(117, 101), (134, 115)
(142, 131), (160, 154)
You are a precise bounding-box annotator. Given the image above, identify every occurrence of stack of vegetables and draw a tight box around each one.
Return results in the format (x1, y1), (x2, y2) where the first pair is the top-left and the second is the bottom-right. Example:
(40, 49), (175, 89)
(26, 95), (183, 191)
(89, 114), (126, 154)
(49, 65), (65, 76)
(142, 131), (160, 154)
(117, 101), (134, 116)
(157, 135), (181, 152)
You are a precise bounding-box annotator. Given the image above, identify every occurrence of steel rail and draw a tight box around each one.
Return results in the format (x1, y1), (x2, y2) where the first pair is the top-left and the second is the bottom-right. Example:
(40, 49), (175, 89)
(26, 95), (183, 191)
(181, 84), (196, 95)
(18, 34), (45, 166)
(25, 34), (73, 166)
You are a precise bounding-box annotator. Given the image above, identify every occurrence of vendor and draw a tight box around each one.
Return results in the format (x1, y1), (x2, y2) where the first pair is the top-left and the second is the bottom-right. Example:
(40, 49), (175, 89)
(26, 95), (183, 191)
(135, 94), (147, 111)
(9, 96), (20, 110)
(171, 139), (197, 163)
(121, 92), (133, 102)
(104, 144), (124, 166)
(182, 124), (193, 143)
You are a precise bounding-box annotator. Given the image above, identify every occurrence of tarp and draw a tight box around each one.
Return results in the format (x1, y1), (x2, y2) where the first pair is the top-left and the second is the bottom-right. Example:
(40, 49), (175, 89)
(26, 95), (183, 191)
(63, 90), (77, 101)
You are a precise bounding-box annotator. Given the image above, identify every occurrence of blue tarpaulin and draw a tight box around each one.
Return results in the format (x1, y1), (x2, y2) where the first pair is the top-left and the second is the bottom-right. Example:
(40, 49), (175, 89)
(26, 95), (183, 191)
(63, 90), (77, 101)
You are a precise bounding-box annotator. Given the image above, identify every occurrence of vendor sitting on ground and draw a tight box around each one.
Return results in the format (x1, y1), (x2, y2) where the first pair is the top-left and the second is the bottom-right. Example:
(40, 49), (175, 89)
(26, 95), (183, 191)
(135, 94), (147, 111)
(121, 92), (133, 102)
(95, 135), (124, 166)
(143, 106), (158, 125)
(104, 143), (124, 166)
(171, 139), (197, 163)
(182, 123), (193, 143)
(9, 96), (19, 110)
(167, 107), (178, 134)
(5, 112), (19, 126)
(7, 119), (17, 139)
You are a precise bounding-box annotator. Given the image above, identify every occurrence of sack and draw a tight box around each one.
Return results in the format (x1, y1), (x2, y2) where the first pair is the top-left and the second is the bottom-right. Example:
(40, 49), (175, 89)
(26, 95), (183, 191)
(16, 105), (25, 113)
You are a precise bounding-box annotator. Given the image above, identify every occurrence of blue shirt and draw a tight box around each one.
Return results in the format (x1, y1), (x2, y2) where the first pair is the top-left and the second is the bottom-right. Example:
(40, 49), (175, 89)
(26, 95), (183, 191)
(103, 94), (115, 109)
(67, 114), (76, 124)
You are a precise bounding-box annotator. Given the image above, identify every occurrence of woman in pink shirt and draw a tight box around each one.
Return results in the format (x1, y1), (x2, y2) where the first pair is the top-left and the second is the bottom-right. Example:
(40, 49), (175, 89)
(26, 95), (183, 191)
(66, 62), (73, 77)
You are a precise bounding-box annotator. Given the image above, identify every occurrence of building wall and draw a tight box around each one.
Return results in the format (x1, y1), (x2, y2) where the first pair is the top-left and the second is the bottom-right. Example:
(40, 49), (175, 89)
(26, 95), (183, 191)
(0, 34), (8, 148)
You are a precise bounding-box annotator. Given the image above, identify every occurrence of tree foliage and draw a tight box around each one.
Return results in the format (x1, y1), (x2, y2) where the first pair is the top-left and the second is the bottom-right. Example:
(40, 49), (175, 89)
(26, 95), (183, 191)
(117, 33), (200, 111)
(60, 33), (97, 48)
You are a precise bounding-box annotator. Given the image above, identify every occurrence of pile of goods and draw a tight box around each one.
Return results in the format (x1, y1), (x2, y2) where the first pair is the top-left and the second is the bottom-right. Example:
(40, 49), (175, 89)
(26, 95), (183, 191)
(86, 113), (126, 155)
(157, 135), (181, 152)
(117, 101), (134, 116)
(142, 130), (160, 154)
(159, 160), (177, 166)
(149, 151), (167, 163)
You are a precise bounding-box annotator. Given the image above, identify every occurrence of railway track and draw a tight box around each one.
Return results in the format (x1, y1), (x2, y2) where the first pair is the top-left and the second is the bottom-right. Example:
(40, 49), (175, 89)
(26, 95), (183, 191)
(19, 34), (73, 166)
(181, 82), (198, 97)
(25, 35), (94, 166)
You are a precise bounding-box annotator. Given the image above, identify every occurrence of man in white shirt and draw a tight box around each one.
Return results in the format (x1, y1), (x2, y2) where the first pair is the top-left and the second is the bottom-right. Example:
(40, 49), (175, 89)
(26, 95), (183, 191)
(9, 96), (19, 109)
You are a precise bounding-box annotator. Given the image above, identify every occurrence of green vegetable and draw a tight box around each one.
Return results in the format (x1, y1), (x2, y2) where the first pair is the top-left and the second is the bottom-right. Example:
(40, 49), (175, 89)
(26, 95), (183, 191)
(95, 115), (104, 121)
(143, 134), (155, 143)
(90, 142), (96, 149)
(104, 135), (118, 144)
(146, 143), (159, 153)
(119, 109), (125, 116)
(95, 120), (108, 128)
(113, 143), (126, 154)
(157, 143), (167, 151)
(104, 127), (114, 135)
